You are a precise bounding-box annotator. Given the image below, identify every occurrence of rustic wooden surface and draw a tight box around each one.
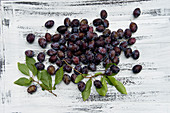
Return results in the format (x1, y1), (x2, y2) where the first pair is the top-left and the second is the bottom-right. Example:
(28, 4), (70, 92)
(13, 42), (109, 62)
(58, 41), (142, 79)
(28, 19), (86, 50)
(0, 0), (170, 113)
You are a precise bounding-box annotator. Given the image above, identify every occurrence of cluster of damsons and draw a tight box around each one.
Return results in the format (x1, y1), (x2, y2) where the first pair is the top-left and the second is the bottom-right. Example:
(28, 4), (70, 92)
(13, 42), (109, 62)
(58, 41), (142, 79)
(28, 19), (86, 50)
(25, 8), (142, 94)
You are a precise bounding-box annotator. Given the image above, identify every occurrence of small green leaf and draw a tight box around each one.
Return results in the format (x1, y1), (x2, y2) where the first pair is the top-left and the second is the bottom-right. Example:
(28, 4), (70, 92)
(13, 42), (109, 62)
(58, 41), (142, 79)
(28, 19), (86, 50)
(53, 67), (64, 88)
(105, 63), (117, 70)
(115, 81), (127, 95)
(40, 70), (52, 90)
(18, 62), (30, 76)
(26, 56), (36, 65)
(103, 76), (113, 85)
(14, 77), (32, 86)
(27, 64), (38, 76)
(82, 79), (92, 101)
(75, 74), (88, 83)
(107, 76), (118, 86)
(96, 77), (108, 96)
(37, 71), (41, 80)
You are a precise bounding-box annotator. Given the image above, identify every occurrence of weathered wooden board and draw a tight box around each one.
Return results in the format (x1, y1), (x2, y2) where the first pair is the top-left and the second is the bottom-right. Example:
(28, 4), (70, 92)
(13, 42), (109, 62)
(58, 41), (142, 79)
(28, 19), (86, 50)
(0, 0), (170, 113)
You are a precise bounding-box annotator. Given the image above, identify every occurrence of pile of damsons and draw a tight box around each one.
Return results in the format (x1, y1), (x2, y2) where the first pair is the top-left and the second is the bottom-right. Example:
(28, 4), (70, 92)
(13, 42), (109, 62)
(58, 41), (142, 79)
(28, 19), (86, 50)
(25, 8), (142, 95)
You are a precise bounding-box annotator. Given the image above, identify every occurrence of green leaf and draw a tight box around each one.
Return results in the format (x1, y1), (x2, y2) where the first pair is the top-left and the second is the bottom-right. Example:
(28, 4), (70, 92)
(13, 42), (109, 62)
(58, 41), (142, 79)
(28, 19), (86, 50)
(18, 62), (30, 76)
(75, 74), (88, 83)
(103, 76), (113, 85)
(115, 81), (127, 95)
(53, 67), (64, 88)
(105, 63), (117, 70)
(107, 76), (118, 86)
(82, 79), (92, 101)
(96, 77), (108, 96)
(94, 72), (103, 76)
(27, 64), (38, 76)
(37, 71), (41, 80)
(26, 56), (36, 65)
(14, 77), (32, 86)
(40, 70), (52, 90)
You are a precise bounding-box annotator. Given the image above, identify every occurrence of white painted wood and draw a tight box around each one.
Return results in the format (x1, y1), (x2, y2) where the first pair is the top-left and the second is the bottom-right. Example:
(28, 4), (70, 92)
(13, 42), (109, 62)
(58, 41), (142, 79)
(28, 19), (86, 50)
(0, 0), (170, 113)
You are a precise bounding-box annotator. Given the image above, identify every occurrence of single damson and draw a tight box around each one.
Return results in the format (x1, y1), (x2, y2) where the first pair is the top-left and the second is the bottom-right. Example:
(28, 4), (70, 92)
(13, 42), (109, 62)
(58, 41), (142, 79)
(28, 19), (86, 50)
(132, 50), (140, 60)
(100, 10), (108, 19)
(57, 26), (67, 34)
(124, 29), (132, 39)
(27, 85), (37, 94)
(74, 65), (82, 75)
(124, 48), (132, 58)
(71, 74), (77, 83)
(103, 19), (109, 28)
(128, 38), (136, 45)
(26, 33), (35, 43)
(112, 56), (120, 65)
(63, 57), (72, 64)
(25, 50), (34, 58)
(82, 66), (88, 74)
(77, 81), (86, 92)
(38, 38), (47, 48)
(72, 56), (80, 65)
(47, 65), (56, 75)
(56, 60), (63, 67)
(63, 64), (72, 73)
(45, 33), (52, 42)
(88, 63), (96, 71)
(129, 22), (138, 33)
(110, 65), (120, 74)
(133, 8), (141, 18)
(64, 17), (71, 27)
(45, 20), (54, 28)
(35, 62), (45, 70)
(71, 19), (80, 27)
(52, 34), (61, 42)
(132, 65), (142, 73)
(93, 18), (103, 26)
(80, 19), (88, 25)
(51, 42), (60, 50)
(49, 55), (58, 63)
(117, 29), (124, 39)
(37, 52), (45, 62)
(47, 49), (57, 56)
(105, 68), (112, 76)
(94, 80), (102, 88)
(63, 74), (71, 85)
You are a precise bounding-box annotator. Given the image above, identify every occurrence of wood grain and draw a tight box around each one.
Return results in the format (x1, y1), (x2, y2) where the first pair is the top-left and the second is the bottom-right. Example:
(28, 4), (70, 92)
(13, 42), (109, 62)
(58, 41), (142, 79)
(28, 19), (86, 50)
(0, 0), (170, 113)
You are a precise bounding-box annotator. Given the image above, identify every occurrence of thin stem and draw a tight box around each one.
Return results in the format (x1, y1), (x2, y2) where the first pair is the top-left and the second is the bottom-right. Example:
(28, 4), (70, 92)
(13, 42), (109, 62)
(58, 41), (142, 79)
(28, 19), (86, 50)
(31, 77), (57, 97)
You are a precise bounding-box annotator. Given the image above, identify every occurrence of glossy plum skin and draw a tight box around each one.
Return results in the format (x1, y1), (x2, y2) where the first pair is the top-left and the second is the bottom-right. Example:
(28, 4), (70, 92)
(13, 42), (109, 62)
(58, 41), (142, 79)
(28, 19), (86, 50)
(132, 65), (142, 73)
(27, 85), (37, 94)
(45, 20), (54, 28)
(94, 80), (102, 88)
(78, 81), (86, 92)
(26, 34), (35, 43)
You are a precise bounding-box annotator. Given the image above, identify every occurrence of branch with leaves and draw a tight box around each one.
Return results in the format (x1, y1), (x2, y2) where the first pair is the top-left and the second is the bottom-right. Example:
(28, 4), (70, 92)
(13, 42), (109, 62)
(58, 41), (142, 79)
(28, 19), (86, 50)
(14, 56), (127, 101)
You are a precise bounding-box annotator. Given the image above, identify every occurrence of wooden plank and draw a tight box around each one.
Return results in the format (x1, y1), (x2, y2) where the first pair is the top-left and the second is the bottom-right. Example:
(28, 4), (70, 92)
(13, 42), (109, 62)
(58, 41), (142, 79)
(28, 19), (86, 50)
(0, 0), (170, 113)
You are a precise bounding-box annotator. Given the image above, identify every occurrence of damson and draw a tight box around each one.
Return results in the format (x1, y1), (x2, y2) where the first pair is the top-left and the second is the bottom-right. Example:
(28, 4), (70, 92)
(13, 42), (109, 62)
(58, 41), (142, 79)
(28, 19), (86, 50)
(88, 63), (96, 71)
(117, 29), (124, 39)
(111, 31), (119, 41)
(79, 24), (89, 33)
(103, 58), (112, 67)
(57, 26), (67, 34)
(94, 80), (102, 88)
(80, 54), (88, 64)
(56, 60), (63, 67)
(63, 74), (71, 85)
(110, 65), (120, 74)
(103, 29), (111, 37)
(78, 81), (86, 92)
(124, 48), (132, 58)
(63, 64), (72, 73)
(129, 22), (138, 33)
(105, 68), (112, 76)
(49, 55), (58, 63)
(100, 10), (108, 19)
(27, 85), (37, 94)
(64, 17), (71, 27)
(57, 50), (65, 59)
(51, 42), (60, 50)
(72, 56), (80, 65)
(38, 38), (47, 48)
(71, 74), (77, 83)
(96, 25), (105, 32)
(25, 50), (34, 58)
(71, 19), (80, 27)
(112, 56), (120, 65)
(112, 41), (120, 47)
(82, 66), (88, 74)
(80, 19), (88, 25)
(47, 49), (57, 56)
(105, 36), (112, 44)
(124, 29), (132, 39)
(60, 45), (67, 52)
(71, 27), (79, 33)
(133, 8), (141, 18)
(52, 34), (61, 42)
(45, 33), (52, 42)
(114, 47), (121, 56)
(26, 33), (35, 43)
(128, 38), (136, 45)
(132, 65), (142, 73)
(37, 52), (45, 62)
(35, 62), (45, 70)
(109, 50), (116, 60)
(98, 47), (107, 55)
(45, 20), (54, 28)
(132, 50), (140, 60)
(47, 65), (55, 75)
(67, 50), (73, 58)
(74, 65), (82, 75)
(119, 41), (128, 50)
(103, 19), (109, 28)
(93, 18), (103, 26)
(63, 57), (72, 64)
